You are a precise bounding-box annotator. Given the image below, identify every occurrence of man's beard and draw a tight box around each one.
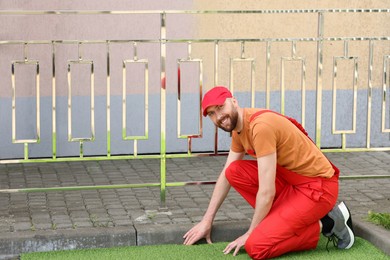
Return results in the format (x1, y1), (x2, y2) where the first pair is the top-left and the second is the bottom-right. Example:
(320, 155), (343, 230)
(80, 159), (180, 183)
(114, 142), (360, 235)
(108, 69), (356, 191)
(217, 108), (238, 133)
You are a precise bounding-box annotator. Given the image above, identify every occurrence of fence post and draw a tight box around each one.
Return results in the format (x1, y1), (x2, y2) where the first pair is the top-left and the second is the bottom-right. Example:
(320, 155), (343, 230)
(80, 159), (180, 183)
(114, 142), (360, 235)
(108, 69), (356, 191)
(160, 12), (167, 209)
(315, 11), (324, 148)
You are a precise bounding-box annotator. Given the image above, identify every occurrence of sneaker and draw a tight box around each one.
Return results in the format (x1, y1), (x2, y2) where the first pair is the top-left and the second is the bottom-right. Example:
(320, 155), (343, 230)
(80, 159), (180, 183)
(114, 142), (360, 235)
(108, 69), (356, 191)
(325, 201), (355, 249)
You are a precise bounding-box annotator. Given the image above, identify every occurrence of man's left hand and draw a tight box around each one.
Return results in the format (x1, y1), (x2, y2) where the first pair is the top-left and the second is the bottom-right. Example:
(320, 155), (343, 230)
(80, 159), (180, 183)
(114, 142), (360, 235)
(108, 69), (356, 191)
(223, 232), (250, 256)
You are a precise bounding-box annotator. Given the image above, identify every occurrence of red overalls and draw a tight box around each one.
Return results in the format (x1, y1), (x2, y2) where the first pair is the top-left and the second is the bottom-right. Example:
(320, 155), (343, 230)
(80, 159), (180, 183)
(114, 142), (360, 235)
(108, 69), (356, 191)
(225, 110), (339, 259)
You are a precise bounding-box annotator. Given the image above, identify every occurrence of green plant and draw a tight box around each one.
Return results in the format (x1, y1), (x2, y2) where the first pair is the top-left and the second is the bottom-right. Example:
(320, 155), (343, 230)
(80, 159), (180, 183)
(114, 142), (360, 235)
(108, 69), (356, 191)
(367, 211), (390, 230)
(30, 224), (36, 231)
(90, 214), (98, 227)
(89, 214), (112, 227)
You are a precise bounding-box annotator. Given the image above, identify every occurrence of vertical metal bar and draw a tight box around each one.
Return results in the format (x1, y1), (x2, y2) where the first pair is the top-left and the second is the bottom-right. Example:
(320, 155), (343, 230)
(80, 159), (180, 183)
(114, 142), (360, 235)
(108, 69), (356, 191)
(11, 62), (16, 143)
(214, 40), (219, 87)
(187, 41), (192, 59)
(251, 59), (256, 108)
(177, 61), (182, 142)
(280, 58), (285, 114)
(342, 134), (347, 149)
(187, 138), (192, 155)
(67, 63), (72, 142)
(367, 40), (374, 148)
(292, 41), (297, 58)
(266, 41), (271, 109)
(199, 60), (203, 137)
(24, 143), (28, 160)
(214, 41), (219, 154)
(240, 41), (245, 59)
(301, 59), (306, 128)
(52, 42), (57, 159)
(106, 42), (111, 157)
(90, 61), (95, 142)
(78, 42), (82, 61)
(131, 41), (138, 160)
(23, 43), (28, 61)
(160, 12), (167, 208)
(382, 55), (390, 133)
(122, 59), (126, 140)
(344, 40), (349, 57)
(332, 57), (338, 134)
(144, 52), (149, 141)
(134, 139), (138, 156)
(315, 12), (324, 148)
(36, 55), (41, 144)
(352, 57), (358, 133)
(133, 41), (138, 61)
(80, 141), (83, 158)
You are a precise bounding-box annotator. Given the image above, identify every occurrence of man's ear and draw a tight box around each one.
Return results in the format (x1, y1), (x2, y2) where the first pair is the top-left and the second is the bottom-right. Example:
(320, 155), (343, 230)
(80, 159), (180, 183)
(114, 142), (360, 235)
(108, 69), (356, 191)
(231, 97), (238, 107)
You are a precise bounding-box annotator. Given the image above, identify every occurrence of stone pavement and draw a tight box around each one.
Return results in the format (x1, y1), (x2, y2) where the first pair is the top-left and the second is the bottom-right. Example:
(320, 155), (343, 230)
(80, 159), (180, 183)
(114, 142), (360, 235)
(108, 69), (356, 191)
(0, 152), (389, 259)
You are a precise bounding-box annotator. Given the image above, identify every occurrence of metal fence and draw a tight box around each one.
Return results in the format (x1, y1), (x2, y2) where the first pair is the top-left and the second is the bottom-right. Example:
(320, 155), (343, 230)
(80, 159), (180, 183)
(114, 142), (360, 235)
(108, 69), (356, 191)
(0, 9), (389, 206)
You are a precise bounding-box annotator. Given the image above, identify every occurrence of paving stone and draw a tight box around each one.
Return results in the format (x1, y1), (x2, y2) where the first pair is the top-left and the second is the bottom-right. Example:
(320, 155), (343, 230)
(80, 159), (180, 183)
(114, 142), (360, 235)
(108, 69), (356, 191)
(0, 152), (389, 256)
(107, 209), (128, 216)
(72, 221), (93, 228)
(34, 223), (53, 230)
(13, 222), (33, 231)
(113, 219), (133, 226)
(70, 211), (90, 218)
(55, 223), (74, 229)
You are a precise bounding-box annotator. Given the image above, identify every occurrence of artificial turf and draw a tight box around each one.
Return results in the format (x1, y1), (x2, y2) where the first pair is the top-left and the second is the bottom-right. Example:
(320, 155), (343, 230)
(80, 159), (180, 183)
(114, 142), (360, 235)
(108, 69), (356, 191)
(21, 236), (389, 260)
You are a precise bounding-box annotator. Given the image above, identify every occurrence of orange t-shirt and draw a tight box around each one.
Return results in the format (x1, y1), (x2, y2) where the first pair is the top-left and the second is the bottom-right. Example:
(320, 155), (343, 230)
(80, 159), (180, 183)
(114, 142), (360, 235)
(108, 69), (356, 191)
(231, 108), (334, 178)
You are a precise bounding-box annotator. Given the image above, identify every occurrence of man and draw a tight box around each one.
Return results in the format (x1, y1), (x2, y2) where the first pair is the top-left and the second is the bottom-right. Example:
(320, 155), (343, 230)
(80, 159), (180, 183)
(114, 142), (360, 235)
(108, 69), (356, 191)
(183, 86), (354, 259)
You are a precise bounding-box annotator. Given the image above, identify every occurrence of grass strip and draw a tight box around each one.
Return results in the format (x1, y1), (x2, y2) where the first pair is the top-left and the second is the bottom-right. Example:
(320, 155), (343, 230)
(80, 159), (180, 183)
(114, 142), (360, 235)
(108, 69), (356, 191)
(21, 236), (389, 260)
(367, 211), (390, 230)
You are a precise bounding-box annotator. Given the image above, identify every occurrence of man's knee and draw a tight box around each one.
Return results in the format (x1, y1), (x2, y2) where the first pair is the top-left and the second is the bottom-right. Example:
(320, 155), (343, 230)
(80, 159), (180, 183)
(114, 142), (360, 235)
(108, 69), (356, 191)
(224, 160), (241, 183)
(245, 235), (272, 260)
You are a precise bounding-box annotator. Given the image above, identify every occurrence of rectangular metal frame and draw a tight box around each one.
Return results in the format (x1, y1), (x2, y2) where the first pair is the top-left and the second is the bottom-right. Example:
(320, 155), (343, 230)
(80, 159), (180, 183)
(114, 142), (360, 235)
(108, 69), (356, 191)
(67, 59), (95, 142)
(229, 58), (256, 108)
(11, 60), (40, 144)
(122, 59), (149, 140)
(177, 58), (203, 139)
(280, 56), (306, 126)
(331, 56), (358, 135)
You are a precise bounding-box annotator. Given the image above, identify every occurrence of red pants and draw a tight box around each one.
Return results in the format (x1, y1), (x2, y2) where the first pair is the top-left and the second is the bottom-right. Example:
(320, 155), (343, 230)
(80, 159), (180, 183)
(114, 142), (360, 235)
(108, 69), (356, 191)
(225, 160), (338, 259)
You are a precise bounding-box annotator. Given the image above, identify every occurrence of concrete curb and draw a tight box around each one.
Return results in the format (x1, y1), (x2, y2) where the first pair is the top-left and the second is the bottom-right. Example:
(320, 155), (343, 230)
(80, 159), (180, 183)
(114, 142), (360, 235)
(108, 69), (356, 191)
(0, 221), (252, 260)
(1, 219), (389, 259)
(135, 220), (251, 246)
(354, 219), (390, 256)
(0, 227), (137, 260)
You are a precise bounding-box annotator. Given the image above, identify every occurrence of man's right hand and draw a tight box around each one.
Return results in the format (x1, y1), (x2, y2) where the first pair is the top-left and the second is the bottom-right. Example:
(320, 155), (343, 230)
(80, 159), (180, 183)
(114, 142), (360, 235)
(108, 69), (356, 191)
(183, 220), (212, 245)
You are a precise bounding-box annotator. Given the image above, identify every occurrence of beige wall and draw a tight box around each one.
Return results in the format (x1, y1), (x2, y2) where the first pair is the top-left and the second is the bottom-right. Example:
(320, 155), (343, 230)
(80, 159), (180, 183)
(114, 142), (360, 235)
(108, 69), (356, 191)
(192, 0), (390, 92)
(0, 1), (389, 158)
(1, 1), (388, 96)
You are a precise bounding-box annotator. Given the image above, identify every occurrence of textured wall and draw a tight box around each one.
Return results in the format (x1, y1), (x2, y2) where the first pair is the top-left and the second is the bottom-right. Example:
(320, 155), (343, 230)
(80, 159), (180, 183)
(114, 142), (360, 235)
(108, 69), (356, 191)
(0, 1), (389, 159)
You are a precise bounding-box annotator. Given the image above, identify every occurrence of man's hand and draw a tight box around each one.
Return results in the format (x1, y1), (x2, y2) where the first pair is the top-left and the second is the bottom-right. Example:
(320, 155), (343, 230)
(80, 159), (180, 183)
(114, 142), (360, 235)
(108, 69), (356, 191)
(183, 220), (212, 245)
(223, 232), (250, 256)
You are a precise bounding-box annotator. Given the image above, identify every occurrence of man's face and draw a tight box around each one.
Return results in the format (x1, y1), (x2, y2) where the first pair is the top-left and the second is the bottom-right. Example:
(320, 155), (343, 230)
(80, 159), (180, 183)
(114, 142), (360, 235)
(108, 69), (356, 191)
(206, 98), (238, 132)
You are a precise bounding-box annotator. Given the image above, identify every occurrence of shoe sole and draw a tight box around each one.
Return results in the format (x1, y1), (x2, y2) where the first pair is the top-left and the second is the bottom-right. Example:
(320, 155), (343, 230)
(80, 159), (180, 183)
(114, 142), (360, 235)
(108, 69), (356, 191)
(338, 201), (355, 249)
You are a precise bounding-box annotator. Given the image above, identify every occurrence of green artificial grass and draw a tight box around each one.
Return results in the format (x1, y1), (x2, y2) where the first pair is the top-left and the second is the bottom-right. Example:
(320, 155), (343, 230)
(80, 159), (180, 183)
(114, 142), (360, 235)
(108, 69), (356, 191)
(21, 236), (389, 260)
(367, 211), (390, 230)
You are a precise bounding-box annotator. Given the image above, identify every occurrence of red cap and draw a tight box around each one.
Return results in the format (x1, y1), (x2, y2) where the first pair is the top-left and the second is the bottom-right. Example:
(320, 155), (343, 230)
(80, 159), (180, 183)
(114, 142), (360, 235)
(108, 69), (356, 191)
(202, 86), (232, 117)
